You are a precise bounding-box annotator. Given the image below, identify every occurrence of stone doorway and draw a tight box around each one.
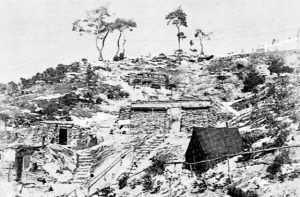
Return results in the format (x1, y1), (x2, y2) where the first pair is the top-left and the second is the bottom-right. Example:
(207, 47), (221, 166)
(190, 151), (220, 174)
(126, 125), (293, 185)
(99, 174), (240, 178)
(58, 128), (68, 145)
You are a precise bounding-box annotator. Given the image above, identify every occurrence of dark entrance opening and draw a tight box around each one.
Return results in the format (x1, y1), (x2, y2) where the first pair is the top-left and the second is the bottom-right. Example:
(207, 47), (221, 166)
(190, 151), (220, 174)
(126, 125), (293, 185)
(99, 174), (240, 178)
(59, 128), (68, 145)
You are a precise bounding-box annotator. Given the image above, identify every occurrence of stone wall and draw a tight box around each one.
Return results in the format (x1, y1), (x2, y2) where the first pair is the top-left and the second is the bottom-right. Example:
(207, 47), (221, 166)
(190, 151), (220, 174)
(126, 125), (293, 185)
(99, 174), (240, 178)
(180, 108), (214, 133)
(120, 100), (232, 134)
(130, 110), (170, 134)
(180, 107), (232, 133)
(122, 72), (169, 88)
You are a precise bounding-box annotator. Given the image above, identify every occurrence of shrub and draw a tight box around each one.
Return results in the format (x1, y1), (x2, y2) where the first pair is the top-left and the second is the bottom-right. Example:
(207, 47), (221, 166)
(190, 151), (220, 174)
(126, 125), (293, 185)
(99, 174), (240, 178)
(242, 69), (265, 93)
(98, 186), (116, 197)
(217, 75), (228, 81)
(268, 54), (293, 75)
(118, 173), (129, 189)
(266, 150), (290, 179)
(146, 152), (174, 176)
(192, 180), (207, 193)
(142, 173), (153, 192)
(113, 53), (125, 61)
(59, 93), (78, 106)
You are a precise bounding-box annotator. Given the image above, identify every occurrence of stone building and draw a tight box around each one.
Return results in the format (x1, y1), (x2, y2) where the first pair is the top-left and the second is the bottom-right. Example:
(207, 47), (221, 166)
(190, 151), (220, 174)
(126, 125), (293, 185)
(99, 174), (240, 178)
(118, 99), (218, 134)
(36, 121), (79, 146)
(33, 121), (96, 149)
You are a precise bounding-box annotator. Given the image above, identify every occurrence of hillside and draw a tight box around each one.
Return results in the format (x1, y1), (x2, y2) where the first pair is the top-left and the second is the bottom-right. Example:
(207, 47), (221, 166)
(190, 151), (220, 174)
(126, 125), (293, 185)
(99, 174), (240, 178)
(0, 50), (300, 197)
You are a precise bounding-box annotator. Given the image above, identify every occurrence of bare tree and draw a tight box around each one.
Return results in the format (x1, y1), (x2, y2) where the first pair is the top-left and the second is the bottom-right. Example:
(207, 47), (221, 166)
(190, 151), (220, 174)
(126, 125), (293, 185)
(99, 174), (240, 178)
(194, 29), (212, 55)
(165, 6), (187, 50)
(72, 6), (113, 61)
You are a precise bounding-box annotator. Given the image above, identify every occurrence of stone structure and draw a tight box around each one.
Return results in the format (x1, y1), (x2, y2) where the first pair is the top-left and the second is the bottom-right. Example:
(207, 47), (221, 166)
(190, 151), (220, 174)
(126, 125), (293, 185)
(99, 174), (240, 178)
(180, 107), (214, 132)
(35, 121), (79, 146)
(130, 109), (170, 134)
(180, 103), (233, 133)
(118, 99), (222, 134)
(33, 121), (96, 149)
(122, 72), (169, 89)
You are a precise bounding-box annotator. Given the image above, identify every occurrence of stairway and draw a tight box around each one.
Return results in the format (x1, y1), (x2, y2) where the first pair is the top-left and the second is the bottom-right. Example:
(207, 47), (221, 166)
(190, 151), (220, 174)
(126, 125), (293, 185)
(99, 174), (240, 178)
(73, 151), (94, 184)
(128, 134), (167, 175)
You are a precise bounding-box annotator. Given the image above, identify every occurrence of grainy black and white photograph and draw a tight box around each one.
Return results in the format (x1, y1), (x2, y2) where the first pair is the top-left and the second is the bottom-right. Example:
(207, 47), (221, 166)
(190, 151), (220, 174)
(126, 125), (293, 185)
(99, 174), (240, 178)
(1, 0), (300, 196)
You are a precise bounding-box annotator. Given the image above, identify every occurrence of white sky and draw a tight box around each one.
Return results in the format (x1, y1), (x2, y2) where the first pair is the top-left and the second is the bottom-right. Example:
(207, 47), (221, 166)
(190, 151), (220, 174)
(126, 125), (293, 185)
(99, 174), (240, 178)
(1, 0), (300, 82)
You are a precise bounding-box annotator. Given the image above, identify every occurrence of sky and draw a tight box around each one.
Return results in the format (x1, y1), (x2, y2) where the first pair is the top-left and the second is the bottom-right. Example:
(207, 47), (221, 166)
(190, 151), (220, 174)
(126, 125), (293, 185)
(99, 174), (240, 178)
(1, 0), (300, 83)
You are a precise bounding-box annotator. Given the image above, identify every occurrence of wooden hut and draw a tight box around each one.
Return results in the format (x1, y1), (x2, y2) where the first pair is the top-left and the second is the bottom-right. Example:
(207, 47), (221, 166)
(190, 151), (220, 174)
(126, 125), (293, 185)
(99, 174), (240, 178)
(185, 127), (242, 172)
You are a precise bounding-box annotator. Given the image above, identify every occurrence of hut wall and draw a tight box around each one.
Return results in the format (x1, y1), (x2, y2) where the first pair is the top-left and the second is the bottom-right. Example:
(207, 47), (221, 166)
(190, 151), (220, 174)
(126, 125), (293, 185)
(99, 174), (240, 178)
(130, 110), (170, 134)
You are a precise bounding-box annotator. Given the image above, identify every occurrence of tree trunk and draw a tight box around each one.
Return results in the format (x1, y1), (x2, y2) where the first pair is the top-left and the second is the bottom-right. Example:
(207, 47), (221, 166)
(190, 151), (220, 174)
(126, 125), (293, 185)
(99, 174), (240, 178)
(100, 30), (109, 61)
(116, 31), (122, 57)
(199, 38), (204, 55)
(96, 29), (109, 61)
(122, 33), (127, 55)
(96, 38), (103, 61)
(176, 25), (181, 50)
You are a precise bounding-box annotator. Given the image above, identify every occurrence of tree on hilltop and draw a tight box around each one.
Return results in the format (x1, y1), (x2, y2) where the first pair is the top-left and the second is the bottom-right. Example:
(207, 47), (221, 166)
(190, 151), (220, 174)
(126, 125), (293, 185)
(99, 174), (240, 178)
(112, 18), (137, 60)
(72, 6), (113, 61)
(194, 29), (212, 55)
(165, 6), (187, 50)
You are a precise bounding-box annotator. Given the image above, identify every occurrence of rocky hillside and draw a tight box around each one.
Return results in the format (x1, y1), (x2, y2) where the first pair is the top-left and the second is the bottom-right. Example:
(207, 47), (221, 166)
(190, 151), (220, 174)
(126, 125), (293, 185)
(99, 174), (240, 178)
(1, 50), (300, 197)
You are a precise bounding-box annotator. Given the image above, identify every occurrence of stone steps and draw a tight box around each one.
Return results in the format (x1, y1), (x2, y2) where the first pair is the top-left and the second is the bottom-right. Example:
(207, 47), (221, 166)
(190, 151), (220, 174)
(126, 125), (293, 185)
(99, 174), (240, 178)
(73, 151), (93, 184)
(128, 135), (167, 175)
